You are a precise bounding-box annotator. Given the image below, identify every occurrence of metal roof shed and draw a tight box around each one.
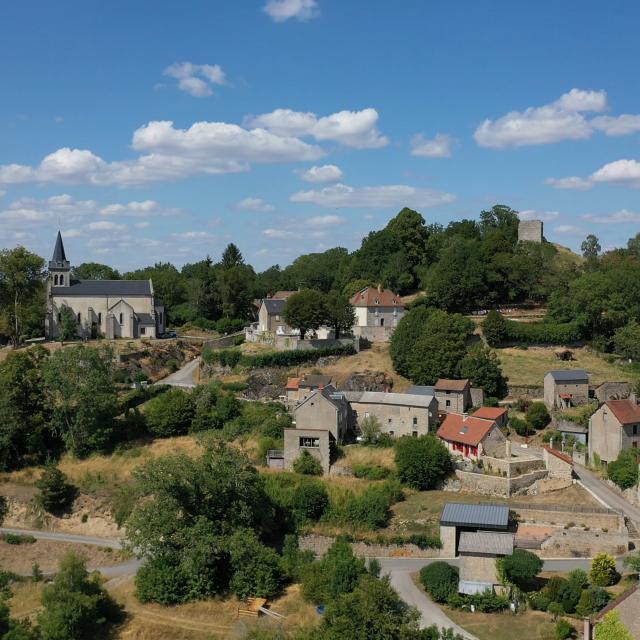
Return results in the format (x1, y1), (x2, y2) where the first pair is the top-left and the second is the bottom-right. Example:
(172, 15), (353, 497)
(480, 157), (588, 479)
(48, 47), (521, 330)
(440, 503), (510, 530)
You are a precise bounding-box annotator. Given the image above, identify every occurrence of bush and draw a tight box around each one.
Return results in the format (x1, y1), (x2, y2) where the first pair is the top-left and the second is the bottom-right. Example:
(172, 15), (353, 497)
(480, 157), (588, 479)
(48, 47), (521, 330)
(590, 553), (618, 586)
(575, 586), (610, 617)
(1, 533), (36, 545)
(292, 451), (323, 476)
(510, 417), (534, 437)
(501, 549), (543, 589)
(135, 556), (188, 605)
(203, 345), (356, 369)
(555, 619), (575, 640)
(394, 435), (452, 490)
(262, 473), (329, 525)
(608, 449), (640, 490)
(482, 310), (509, 346)
(0, 496), (7, 526)
(359, 415), (382, 444)
(495, 318), (584, 345)
(36, 464), (75, 513)
(419, 562), (459, 603)
(528, 591), (551, 611)
(144, 388), (195, 437)
(526, 402), (551, 429)
(351, 463), (391, 480)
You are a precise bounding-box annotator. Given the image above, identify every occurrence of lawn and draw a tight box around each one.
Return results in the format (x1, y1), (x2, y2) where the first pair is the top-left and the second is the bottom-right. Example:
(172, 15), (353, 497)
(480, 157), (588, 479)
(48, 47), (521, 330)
(496, 346), (636, 387)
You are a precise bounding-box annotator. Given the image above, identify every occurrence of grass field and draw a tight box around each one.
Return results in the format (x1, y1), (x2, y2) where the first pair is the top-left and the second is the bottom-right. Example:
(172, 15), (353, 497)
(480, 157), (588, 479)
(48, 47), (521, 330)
(496, 346), (636, 387)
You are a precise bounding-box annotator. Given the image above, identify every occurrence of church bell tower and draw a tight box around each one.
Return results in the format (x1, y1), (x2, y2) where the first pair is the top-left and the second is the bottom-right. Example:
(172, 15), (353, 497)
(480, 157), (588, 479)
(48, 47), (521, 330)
(49, 231), (70, 288)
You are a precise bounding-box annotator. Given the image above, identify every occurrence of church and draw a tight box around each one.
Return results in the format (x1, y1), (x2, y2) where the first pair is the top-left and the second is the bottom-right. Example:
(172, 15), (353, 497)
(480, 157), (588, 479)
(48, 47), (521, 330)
(45, 232), (165, 340)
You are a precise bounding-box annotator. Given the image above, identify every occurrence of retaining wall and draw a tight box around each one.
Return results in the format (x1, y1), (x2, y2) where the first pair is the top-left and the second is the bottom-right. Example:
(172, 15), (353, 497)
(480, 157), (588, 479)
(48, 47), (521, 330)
(541, 529), (628, 557)
(481, 455), (544, 478)
(511, 505), (624, 533)
(507, 385), (544, 399)
(299, 534), (439, 558)
(454, 469), (548, 497)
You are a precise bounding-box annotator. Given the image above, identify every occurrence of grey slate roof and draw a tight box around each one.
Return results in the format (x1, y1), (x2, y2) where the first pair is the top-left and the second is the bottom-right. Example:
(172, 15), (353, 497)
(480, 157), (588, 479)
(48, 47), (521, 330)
(262, 298), (286, 315)
(548, 369), (589, 382)
(136, 313), (154, 325)
(440, 503), (509, 529)
(355, 391), (435, 409)
(52, 231), (67, 263)
(51, 280), (152, 297)
(458, 531), (514, 556)
(406, 385), (435, 396)
(299, 375), (332, 388)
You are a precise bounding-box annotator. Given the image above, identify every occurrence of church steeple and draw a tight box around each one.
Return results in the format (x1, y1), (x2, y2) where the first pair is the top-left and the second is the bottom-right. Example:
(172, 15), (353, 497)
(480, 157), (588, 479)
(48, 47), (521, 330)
(49, 231), (70, 287)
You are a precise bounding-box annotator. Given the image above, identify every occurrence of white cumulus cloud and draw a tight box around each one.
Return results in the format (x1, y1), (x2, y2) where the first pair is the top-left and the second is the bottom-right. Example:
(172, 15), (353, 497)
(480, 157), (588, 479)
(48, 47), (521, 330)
(410, 133), (453, 158)
(86, 220), (127, 232)
(546, 176), (594, 191)
(554, 224), (583, 235)
(163, 62), (227, 97)
(290, 183), (455, 209)
(548, 159), (640, 190)
(299, 164), (343, 183)
(235, 197), (275, 212)
(591, 114), (640, 136)
(246, 108), (387, 149)
(263, 0), (318, 22)
(554, 88), (608, 112)
(306, 215), (345, 226)
(519, 210), (560, 222)
(583, 209), (640, 224)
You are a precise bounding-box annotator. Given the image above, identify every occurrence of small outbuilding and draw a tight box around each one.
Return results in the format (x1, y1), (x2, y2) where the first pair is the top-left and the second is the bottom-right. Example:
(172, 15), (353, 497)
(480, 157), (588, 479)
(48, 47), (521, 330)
(434, 378), (472, 413)
(458, 531), (515, 595)
(543, 369), (590, 409)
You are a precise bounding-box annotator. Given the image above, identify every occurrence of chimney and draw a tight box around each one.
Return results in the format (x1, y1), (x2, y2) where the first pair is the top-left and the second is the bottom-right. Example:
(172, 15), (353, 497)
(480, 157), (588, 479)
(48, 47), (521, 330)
(377, 283), (383, 293)
(505, 439), (512, 458)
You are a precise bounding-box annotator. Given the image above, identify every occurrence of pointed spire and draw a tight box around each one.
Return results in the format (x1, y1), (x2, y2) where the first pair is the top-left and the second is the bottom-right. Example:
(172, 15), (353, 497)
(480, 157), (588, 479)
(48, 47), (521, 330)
(52, 231), (67, 263)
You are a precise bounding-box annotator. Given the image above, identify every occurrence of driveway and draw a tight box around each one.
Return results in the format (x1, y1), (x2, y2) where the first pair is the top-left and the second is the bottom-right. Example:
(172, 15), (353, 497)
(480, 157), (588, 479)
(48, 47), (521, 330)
(155, 356), (200, 388)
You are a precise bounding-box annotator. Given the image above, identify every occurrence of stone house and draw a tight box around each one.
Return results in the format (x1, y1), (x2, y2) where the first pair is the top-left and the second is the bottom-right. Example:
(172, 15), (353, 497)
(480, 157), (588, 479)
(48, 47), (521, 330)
(349, 285), (405, 342)
(257, 298), (295, 336)
(472, 406), (509, 429)
(594, 381), (632, 403)
(588, 398), (640, 464)
(436, 413), (506, 459)
(346, 391), (439, 438)
(458, 531), (514, 595)
(543, 446), (574, 480)
(283, 428), (331, 475)
(293, 386), (349, 443)
(285, 374), (333, 406)
(46, 232), (165, 340)
(543, 369), (590, 409)
(434, 379), (472, 413)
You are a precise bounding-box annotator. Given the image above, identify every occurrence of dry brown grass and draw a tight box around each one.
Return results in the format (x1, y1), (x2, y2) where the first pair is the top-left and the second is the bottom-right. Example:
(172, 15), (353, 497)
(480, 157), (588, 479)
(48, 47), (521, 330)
(338, 445), (396, 469)
(497, 346), (635, 387)
(318, 342), (411, 391)
(8, 582), (45, 620)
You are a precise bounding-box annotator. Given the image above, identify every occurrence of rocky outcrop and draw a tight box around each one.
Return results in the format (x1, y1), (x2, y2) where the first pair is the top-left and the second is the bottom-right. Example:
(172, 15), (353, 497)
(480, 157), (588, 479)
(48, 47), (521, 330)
(342, 370), (394, 392)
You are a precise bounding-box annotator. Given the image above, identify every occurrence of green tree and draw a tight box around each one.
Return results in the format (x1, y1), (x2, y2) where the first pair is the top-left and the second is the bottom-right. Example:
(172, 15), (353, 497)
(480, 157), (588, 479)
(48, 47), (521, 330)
(145, 388), (195, 437)
(581, 234), (601, 259)
(458, 345), (508, 398)
(394, 435), (452, 490)
(58, 305), (77, 341)
(481, 311), (509, 346)
(124, 262), (186, 309)
(323, 291), (355, 339)
(72, 262), (120, 280)
(0, 496), (6, 525)
(38, 552), (121, 640)
(614, 320), (640, 360)
(301, 540), (366, 604)
(419, 562), (459, 603)
(501, 549), (543, 589)
(575, 586), (610, 617)
(590, 553), (617, 587)
(594, 611), (633, 640)
(526, 402), (551, 430)
(135, 556), (188, 605)
(292, 451), (323, 476)
(36, 463), (75, 513)
(607, 449), (640, 490)
(623, 552), (640, 575)
(220, 243), (244, 269)
(44, 346), (118, 457)
(359, 415), (382, 444)
(555, 619), (575, 640)
(283, 290), (327, 339)
(0, 247), (46, 344)
(217, 263), (256, 319)
(480, 205), (520, 244)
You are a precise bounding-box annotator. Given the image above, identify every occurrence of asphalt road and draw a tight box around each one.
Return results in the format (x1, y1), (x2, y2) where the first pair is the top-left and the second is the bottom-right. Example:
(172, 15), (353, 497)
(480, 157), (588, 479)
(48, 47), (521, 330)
(154, 356), (200, 388)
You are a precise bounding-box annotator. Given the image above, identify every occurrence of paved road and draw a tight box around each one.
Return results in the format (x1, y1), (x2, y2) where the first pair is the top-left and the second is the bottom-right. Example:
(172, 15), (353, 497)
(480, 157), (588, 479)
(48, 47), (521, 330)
(0, 526), (122, 549)
(154, 356), (200, 388)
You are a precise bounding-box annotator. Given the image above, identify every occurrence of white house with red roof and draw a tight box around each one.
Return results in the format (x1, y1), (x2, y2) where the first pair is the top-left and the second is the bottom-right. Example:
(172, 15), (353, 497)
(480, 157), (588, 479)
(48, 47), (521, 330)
(349, 285), (405, 342)
(437, 411), (506, 460)
(588, 398), (640, 464)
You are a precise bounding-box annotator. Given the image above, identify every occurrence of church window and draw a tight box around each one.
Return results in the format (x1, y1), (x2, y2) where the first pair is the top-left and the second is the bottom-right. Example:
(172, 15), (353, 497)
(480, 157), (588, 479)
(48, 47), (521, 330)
(119, 313), (123, 324)
(98, 312), (102, 324)
(54, 275), (58, 285)
(77, 312), (81, 323)
(58, 313), (61, 322)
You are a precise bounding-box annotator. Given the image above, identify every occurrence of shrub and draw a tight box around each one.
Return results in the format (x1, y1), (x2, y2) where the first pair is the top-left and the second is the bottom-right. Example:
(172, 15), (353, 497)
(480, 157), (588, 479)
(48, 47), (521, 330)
(351, 463), (390, 480)
(36, 464), (75, 513)
(526, 402), (551, 430)
(144, 388), (195, 437)
(292, 451), (323, 476)
(1, 533), (36, 545)
(394, 435), (452, 490)
(280, 534), (314, 582)
(607, 449), (640, 490)
(555, 619), (575, 640)
(510, 417), (534, 437)
(359, 415), (382, 444)
(575, 586), (610, 617)
(419, 562), (459, 603)
(135, 556), (188, 605)
(501, 549), (543, 589)
(482, 310), (509, 346)
(290, 480), (329, 522)
(590, 553), (618, 586)
(528, 591), (551, 611)
(0, 496), (7, 526)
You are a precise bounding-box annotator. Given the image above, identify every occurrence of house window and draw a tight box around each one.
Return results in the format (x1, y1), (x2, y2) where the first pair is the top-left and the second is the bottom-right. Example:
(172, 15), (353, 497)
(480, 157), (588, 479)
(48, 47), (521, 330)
(412, 431), (418, 437)
(140, 327), (146, 335)
(388, 418), (392, 423)
(57, 312), (61, 322)
(633, 441), (638, 449)
(98, 312), (102, 324)
(446, 400), (451, 407)
(77, 312), (81, 323)
(389, 430), (394, 436)
(634, 425), (638, 436)
(413, 416), (418, 425)
(299, 437), (320, 448)
(275, 315), (280, 321)
(119, 313), (123, 324)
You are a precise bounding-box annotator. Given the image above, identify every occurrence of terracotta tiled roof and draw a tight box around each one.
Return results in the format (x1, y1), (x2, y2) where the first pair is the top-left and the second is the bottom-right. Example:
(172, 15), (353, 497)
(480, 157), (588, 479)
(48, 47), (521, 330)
(437, 414), (496, 447)
(434, 378), (470, 392)
(349, 286), (404, 308)
(543, 446), (574, 466)
(286, 377), (300, 390)
(605, 399), (640, 425)
(472, 407), (508, 420)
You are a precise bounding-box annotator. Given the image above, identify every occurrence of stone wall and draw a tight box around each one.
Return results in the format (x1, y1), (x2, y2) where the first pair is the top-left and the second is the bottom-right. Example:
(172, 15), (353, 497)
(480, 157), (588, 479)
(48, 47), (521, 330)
(454, 469), (548, 497)
(352, 325), (396, 342)
(299, 534), (439, 558)
(511, 505), (625, 533)
(507, 385), (544, 400)
(284, 428), (331, 475)
(470, 387), (484, 407)
(481, 455), (544, 478)
(541, 529), (628, 557)
(518, 219), (543, 243)
(604, 479), (640, 508)
(594, 382), (631, 402)
(273, 336), (358, 351)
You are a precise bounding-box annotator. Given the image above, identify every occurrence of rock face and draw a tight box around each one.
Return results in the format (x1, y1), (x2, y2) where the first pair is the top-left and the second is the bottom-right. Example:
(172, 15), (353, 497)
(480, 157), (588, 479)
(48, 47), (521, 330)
(243, 369), (288, 401)
(342, 370), (394, 392)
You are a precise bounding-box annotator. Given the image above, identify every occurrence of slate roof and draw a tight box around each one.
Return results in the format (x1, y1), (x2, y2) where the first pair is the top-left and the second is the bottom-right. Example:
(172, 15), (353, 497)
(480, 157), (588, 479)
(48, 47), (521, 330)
(547, 369), (589, 382)
(434, 378), (470, 392)
(441, 503), (510, 529)
(137, 313), (155, 325)
(51, 280), (152, 296)
(354, 391), (435, 409)
(407, 385), (435, 396)
(437, 414), (496, 446)
(300, 374), (332, 389)
(458, 531), (514, 555)
(605, 399), (640, 425)
(349, 286), (404, 308)
(262, 298), (286, 315)
(51, 231), (67, 263)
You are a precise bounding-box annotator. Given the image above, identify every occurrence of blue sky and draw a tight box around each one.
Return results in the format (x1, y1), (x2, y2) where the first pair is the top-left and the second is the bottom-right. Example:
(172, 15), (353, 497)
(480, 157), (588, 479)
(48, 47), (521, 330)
(1, 0), (639, 271)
